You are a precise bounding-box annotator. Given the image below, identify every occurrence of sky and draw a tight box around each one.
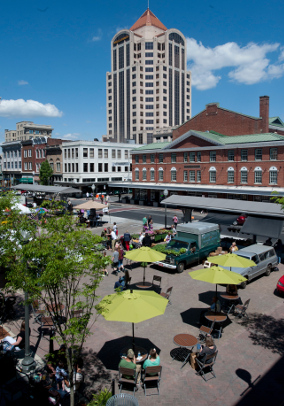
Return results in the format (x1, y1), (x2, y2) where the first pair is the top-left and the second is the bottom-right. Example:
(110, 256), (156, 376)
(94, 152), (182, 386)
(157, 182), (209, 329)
(0, 0), (284, 143)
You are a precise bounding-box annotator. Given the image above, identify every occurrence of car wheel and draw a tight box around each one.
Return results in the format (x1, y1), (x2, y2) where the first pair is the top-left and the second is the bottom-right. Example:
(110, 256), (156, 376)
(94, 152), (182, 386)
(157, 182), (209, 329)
(177, 262), (184, 273)
(240, 279), (247, 289)
(265, 264), (272, 276)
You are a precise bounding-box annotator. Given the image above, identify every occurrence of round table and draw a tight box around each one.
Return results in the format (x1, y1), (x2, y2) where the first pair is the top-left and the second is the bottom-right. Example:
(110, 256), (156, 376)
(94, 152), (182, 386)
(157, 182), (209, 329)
(172, 334), (198, 369)
(220, 294), (239, 301)
(135, 281), (152, 289)
(204, 311), (227, 323)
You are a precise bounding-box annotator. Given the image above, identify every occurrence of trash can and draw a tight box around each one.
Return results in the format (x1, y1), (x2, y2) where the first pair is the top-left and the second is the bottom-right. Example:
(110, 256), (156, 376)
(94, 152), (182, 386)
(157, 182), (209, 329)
(106, 393), (139, 406)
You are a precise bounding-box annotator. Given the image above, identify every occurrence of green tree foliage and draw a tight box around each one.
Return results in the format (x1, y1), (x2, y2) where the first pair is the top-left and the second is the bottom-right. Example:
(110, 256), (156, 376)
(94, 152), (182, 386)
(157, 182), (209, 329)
(39, 160), (53, 185)
(1, 192), (111, 406)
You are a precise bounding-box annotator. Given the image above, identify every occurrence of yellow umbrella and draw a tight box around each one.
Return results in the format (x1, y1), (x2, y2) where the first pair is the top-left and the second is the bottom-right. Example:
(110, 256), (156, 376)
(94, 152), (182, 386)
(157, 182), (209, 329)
(97, 289), (168, 349)
(207, 253), (256, 272)
(124, 247), (166, 285)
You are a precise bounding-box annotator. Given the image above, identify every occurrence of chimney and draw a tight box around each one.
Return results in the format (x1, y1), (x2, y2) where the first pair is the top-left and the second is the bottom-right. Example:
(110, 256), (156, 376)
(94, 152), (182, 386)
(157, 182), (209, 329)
(259, 96), (269, 133)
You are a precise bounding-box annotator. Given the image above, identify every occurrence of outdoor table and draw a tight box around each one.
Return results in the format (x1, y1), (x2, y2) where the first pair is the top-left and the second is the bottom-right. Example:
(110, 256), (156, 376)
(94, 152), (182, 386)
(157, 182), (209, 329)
(135, 281), (152, 289)
(204, 311), (227, 323)
(120, 346), (148, 364)
(46, 303), (65, 313)
(172, 334), (198, 369)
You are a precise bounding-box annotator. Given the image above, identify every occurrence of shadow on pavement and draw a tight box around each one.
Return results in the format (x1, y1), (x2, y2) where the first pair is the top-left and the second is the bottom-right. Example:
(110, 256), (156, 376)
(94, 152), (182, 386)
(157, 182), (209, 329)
(180, 307), (205, 328)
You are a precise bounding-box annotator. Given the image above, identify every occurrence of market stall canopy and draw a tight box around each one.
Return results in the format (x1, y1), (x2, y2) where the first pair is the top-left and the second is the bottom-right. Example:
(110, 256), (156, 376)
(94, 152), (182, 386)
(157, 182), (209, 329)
(241, 217), (284, 239)
(73, 201), (108, 210)
(11, 184), (81, 195)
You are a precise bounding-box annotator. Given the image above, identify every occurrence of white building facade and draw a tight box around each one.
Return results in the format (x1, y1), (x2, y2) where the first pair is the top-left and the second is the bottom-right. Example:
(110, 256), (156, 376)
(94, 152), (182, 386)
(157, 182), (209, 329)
(59, 141), (135, 192)
(5, 121), (53, 142)
(104, 8), (191, 145)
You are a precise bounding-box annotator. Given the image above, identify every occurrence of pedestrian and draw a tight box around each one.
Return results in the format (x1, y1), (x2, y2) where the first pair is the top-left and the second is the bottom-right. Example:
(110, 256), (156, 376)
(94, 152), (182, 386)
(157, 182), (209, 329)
(106, 194), (109, 202)
(86, 192), (89, 200)
(274, 239), (283, 263)
(102, 251), (109, 276)
(112, 248), (119, 274)
(173, 215), (178, 228)
(264, 237), (272, 246)
(111, 228), (117, 250)
(143, 215), (148, 231)
(148, 215), (153, 231)
(100, 195), (104, 204)
(229, 242), (238, 252)
(124, 230), (131, 251)
(118, 245), (125, 272)
(106, 227), (112, 249)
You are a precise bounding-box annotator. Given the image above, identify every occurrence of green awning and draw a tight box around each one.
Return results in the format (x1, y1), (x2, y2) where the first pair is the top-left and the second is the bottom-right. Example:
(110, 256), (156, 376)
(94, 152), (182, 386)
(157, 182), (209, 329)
(20, 178), (33, 184)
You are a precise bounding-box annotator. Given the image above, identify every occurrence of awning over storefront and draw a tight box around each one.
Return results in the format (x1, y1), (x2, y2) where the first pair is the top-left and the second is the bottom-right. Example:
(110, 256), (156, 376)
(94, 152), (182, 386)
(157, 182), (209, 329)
(241, 217), (284, 238)
(11, 184), (81, 195)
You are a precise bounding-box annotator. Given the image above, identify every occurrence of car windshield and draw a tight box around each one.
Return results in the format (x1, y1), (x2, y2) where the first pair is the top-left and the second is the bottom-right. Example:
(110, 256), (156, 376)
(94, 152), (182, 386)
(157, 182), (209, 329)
(167, 240), (188, 251)
(237, 253), (252, 260)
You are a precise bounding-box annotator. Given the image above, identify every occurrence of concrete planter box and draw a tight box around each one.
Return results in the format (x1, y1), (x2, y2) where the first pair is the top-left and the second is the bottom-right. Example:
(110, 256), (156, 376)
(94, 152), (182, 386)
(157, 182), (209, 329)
(153, 202), (159, 207)
(130, 199), (135, 204)
(121, 198), (127, 203)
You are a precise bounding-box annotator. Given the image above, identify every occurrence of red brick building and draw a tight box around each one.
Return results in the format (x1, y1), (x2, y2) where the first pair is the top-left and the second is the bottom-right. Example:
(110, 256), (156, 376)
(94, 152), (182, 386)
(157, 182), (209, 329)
(172, 96), (284, 141)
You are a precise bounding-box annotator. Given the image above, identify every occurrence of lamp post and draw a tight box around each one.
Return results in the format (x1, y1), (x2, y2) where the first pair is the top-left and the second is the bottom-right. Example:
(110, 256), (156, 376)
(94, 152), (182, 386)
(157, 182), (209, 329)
(91, 184), (95, 201)
(164, 189), (169, 229)
(20, 230), (36, 374)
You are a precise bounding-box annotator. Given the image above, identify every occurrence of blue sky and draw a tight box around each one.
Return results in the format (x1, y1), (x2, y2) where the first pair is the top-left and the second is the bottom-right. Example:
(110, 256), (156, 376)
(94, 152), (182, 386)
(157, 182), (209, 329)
(0, 0), (284, 143)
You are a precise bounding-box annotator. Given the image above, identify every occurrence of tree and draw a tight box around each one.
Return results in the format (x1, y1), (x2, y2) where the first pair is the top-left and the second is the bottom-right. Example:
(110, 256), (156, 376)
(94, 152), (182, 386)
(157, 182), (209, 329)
(2, 194), (110, 406)
(39, 160), (53, 185)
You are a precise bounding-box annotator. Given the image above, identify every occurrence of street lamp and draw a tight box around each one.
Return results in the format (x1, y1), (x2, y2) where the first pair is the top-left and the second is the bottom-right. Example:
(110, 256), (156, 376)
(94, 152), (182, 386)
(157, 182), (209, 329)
(91, 184), (95, 201)
(164, 189), (169, 229)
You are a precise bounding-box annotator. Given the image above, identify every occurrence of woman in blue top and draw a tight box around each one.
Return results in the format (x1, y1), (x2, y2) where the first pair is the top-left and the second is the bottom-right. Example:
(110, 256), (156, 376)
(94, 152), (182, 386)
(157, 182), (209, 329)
(143, 348), (160, 370)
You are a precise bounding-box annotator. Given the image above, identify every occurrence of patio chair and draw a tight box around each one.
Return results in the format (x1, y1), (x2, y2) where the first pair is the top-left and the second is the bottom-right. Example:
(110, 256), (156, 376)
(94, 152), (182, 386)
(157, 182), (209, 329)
(141, 365), (162, 396)
(160, 287), (173, 305)
(199, 320), (215, 342)
(71, 309), (83, 318)
(39, 316), (55, 339)
(196, 350), (218, 382)
(124, 277), (132, 290)
(234, 299), (250, 318)
(152, 275), (162, 289)
(31, 299), (45, 324)
(118, 367), (138, 396)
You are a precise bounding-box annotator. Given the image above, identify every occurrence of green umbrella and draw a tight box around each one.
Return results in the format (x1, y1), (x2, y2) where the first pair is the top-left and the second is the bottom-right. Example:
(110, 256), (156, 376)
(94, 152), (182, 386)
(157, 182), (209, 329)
(207, 253), (256, 272)
(124, 247), (166, 285)
(189, 266), (247, 309)
(98, 289), (168, 349)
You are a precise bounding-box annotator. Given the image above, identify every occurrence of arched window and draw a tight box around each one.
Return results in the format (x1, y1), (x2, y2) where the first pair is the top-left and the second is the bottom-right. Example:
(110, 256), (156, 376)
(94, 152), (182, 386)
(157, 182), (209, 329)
(142, 167), (147, 181)
(240, 167), (248, 184)
(171, 167), (177, 182)
(209, 166), (216, 183)
(150, 167), (155, 181)
(56, 159), (61, 173)
(158, 167), (164, 181)
(269, 166), (278, 185)
(227, 166), (234, 184)
(49, 159), (54, 170)
(254, 166), (262, 184)
(135, 168), (139, 181)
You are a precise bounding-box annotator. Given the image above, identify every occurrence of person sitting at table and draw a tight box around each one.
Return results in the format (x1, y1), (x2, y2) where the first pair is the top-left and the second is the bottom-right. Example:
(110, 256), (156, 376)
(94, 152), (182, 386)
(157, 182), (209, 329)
(46, 345), (67, 379)
(0, 320), (30, 352)
(55, 360), (68, 390)
(192, 335), (217, 365)
(210, 296), (221, 312)
(226, 284), (238, 296)
(114, 269), (130, 291)
(64, 358), (84, 394)
(143, 348), (160, 371)
(164, 232), (171, 243)
(119, 348), (141, 385)
(142, 232), (152, 248)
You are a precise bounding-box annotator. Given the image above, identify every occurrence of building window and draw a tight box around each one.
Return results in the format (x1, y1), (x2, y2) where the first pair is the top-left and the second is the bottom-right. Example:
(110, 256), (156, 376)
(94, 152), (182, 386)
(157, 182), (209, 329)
(228, 150), (235, 161)
(197, 170), (201, 182)
(159, 154), (163, 163)
(240, 168), (248, 183)
(255, 148), (262, 161)
(150, 169), (155, 181)
(190, 152), (195, 162)
(104, 149), (108, 158)
(270, 148), (278, 160)
(28, 149), (32, 157)
(183, 170), (188, 181)
(158, 168), (164, 181)
(197, 152), (201, 162)
(142, 154), (146, 163)
(171, 153), (176, 163)
(254, 168), (262, 184)
(104, 163), (108, 172)
(190, 170), (195, 182)
(112, 149), (116, 158)
(150, 154), (154, 163)
(227, 169), (235, 183)
(184, 152), (188, 162)
(98, 163), (102, 172)
(209, 167), (216, 183)
(57, 162), (61, 172)
(135, 169), (139, 181)
(125, 150), (128, 159)
(24, 162), (28, 170)
(142, 168), (147, 181)
(98, 149), (102, 158)
(241, 149), (248, 161)
(24, 150), (27, 158)
(171, 168), (177, 181)
(29, 162), (32, 170)
(83, 148), (88, 158)
(269, 167), (278, 184)
(83, 163), (88, 172)
(210, 151), (216, 162)
(135, 155), (139, 163)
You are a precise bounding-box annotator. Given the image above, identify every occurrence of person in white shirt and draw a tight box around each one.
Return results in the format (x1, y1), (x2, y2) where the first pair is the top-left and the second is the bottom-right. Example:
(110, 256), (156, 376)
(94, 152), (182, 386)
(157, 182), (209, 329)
(111, 229), (117, 250)
(64, 361), (83, 394)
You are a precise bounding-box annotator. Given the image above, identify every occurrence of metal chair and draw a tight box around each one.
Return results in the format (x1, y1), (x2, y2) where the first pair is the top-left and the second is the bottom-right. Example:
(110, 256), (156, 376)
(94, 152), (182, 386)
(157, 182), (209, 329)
(199, 320), (215, 342)
(141, 365), (162, 396)
(160, 287), (173, 305)
(106, 393), (139, 406)
(118, 367), (138, 396)
(152, 275), (162, 289)
(234, 299), (251, 318)
(196, 351), (218, 382)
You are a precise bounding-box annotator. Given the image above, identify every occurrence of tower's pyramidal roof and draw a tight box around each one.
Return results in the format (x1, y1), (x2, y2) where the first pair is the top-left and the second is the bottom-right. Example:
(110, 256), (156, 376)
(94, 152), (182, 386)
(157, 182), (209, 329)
(130, 9), (167, 31)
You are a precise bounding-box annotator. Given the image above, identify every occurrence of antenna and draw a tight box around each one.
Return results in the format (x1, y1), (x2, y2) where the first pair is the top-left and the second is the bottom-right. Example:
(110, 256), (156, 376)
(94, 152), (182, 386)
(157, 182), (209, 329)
(148, 0), (149, 9)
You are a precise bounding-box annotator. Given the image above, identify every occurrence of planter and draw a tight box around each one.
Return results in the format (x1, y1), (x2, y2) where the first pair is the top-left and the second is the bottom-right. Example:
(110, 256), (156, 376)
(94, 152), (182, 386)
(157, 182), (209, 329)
(154, 233), (167, 242)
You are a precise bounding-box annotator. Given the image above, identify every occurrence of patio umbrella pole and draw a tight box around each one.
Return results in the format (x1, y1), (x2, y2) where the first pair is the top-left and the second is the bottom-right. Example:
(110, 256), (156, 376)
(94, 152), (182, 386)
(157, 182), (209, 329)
(143, 265), (146, 285)
(132, 322), (136, 353)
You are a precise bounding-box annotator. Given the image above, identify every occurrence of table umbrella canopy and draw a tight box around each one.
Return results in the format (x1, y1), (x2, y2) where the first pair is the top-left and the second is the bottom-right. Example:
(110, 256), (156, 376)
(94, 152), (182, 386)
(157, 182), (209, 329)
(11, 203), (31, 214)
(189, 266), (247, 285)
(207, 253), (256, 270)
(98, 289), (168, 349)
(74, 201), (107, 210)
(124, 247), (166, 285)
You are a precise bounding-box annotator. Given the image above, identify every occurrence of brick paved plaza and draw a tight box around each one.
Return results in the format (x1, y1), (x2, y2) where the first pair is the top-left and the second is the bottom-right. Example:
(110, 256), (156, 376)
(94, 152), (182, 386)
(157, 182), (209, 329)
(3, 214), (284, 406)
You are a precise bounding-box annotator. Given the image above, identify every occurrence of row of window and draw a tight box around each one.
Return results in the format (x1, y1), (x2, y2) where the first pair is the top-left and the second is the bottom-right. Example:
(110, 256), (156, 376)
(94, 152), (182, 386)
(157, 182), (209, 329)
(134, 148), (279, 164)
(64, 148), (130, 160)
(64, 163), (131, 173)
(3, 149), (47, 159)
(3, 161), (22, 169)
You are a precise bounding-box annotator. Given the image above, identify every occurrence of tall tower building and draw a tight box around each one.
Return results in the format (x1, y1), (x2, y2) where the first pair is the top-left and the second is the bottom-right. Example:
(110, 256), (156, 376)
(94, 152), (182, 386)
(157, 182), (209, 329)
(105, 9), (191, 144)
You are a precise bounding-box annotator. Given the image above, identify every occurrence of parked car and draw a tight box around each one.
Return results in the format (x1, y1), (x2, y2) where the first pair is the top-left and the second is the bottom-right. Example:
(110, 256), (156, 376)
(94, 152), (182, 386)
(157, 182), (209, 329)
(226, 244), (278, 289)
(276, 275), (284, 295)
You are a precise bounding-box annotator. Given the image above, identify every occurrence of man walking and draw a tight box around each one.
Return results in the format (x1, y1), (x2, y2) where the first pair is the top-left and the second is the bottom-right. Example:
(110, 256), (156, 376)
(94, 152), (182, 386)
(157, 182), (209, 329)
(124, 230), (131, 251)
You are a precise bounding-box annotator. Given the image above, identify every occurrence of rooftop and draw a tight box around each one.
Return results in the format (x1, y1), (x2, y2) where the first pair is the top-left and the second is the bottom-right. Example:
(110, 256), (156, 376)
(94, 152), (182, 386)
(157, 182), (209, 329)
(130, 8), (167, 32)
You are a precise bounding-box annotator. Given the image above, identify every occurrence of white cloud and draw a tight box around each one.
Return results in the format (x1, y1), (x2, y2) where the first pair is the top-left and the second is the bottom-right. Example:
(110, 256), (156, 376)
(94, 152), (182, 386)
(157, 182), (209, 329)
(91, 29), (102, 42)
(0, 99), (63, 118)
(18, 80), (29, 86)
(62, 133), (80, 140)
(187, 38), (284, 90)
